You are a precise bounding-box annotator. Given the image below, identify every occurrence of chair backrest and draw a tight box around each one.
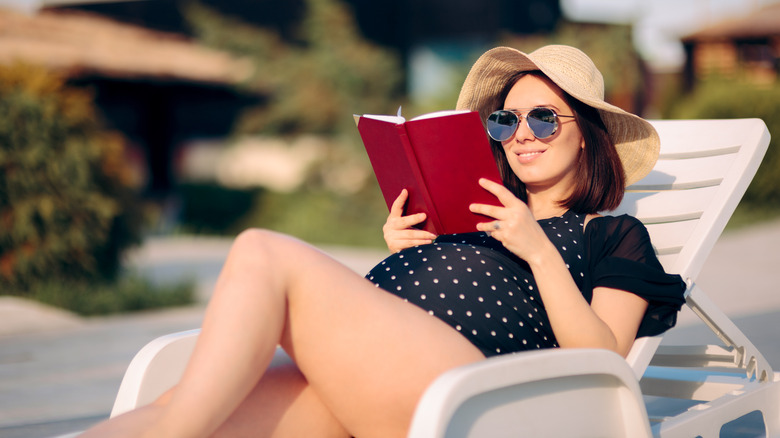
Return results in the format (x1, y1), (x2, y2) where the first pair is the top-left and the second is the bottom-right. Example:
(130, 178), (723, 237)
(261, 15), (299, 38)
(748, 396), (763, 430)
(618, 118), (771, 376)
(407, 119), (772, 438)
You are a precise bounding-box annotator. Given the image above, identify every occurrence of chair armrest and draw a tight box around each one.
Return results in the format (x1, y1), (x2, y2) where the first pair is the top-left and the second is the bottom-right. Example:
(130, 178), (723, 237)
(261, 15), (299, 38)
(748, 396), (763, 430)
(408, 348), (651, 438)
(111, 329), (201, 417)
(110, 329), (294, 418)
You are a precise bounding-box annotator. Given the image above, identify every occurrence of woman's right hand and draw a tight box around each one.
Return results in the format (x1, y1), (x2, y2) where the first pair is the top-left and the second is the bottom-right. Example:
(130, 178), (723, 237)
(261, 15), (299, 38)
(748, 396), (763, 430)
(383, 189), (437, 253)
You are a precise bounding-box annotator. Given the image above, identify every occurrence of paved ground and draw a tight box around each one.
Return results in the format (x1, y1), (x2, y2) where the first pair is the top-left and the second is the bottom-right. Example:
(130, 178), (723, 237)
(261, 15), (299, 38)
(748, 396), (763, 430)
(0, 241), (389, 438)
(0, 220), (778, 438)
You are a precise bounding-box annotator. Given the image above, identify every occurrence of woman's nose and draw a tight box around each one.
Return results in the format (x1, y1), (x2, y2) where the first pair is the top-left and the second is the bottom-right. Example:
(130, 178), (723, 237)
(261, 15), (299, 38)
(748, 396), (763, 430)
(512, 116), (536, 142)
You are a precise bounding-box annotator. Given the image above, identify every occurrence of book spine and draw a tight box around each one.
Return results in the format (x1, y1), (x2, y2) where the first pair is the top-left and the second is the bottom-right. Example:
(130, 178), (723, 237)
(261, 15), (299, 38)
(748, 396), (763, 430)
(397, 124), (444, 235)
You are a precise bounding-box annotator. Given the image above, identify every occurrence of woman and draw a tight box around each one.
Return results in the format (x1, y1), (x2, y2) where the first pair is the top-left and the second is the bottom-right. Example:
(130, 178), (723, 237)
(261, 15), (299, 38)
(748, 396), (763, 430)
(80, 45), (685, 438)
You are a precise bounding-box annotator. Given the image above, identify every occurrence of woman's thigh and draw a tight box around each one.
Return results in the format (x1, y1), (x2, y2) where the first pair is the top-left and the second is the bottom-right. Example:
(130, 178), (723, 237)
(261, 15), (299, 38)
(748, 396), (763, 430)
(242, 230), (486, 438)
(213, 359), (349, 438)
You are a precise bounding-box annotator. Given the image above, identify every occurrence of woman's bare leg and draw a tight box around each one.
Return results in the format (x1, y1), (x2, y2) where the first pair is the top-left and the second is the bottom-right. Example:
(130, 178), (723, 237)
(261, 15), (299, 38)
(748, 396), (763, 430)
(83, 229), (485, 438)
(213, 361), (348, 438)
(82, 361), (348, 438)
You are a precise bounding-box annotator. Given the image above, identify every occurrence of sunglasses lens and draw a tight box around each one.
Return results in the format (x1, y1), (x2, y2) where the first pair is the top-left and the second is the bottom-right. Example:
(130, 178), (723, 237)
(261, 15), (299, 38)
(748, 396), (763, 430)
(487, 111), (518, 141)
(526, 108), (558, 139)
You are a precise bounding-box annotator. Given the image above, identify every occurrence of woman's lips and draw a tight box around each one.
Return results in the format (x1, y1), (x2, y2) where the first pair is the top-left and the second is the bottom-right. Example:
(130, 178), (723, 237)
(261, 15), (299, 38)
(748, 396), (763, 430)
(515, 149), (545, 164)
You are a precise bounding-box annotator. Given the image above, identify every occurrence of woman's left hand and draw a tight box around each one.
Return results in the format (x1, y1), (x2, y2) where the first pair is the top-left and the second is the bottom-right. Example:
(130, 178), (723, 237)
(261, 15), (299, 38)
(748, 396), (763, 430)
(469, 178), (552, 263)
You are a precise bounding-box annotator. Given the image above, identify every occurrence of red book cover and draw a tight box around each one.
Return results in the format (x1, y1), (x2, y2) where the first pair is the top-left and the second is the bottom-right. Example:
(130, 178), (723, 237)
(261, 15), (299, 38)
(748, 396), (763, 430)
(356, 110), (502, 235)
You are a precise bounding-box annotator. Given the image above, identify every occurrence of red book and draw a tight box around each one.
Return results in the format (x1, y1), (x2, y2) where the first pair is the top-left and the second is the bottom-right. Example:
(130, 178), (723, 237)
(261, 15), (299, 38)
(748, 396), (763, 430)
(356, 109), (502, 235)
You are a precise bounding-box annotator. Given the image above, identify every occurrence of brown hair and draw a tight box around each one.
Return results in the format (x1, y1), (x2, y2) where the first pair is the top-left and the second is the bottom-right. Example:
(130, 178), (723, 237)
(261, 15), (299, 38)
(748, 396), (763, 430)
(483, 71), (625, 214)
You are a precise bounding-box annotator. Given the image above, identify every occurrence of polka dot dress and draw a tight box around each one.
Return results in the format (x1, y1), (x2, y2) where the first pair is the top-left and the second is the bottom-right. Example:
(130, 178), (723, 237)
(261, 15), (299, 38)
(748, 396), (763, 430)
(366, 210), (588, 357)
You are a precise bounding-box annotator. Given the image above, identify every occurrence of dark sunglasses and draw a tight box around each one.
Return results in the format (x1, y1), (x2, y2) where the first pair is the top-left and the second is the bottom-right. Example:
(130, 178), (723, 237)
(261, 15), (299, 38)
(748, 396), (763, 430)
(486, 107), (576, 141)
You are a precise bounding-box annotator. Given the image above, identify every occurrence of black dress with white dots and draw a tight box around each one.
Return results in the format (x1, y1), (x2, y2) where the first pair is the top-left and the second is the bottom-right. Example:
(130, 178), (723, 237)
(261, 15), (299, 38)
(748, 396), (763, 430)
(365, 210), (686, 358)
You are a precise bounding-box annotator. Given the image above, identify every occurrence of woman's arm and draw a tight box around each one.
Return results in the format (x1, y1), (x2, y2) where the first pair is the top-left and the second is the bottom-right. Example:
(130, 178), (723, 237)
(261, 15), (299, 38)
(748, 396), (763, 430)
(590, 287), (649, 356)
(522, 240), (647, 356)
(470, 179), (647, 357)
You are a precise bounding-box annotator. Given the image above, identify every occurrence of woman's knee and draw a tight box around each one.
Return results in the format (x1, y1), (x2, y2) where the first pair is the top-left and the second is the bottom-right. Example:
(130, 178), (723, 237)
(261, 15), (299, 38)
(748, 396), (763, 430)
(228, 229), (289, 264)
(233, 228), (306, 255)
(233, 228), (278, 250)
(220, 228), (306, 292)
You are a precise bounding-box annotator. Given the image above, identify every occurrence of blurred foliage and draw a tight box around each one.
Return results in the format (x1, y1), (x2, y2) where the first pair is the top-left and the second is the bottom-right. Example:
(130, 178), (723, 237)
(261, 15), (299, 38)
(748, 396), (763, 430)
(175, 8), (654, 246)
(28, 273), (194, 316)
(185, 0), (404, 137)
(240, 182), (387, 247)
(176, 0), (403, 246)
(0, 63), (146, 296)
(175, 180), (387, 246)
(664, 79), (780, 210)
(176, 182), (262, 235)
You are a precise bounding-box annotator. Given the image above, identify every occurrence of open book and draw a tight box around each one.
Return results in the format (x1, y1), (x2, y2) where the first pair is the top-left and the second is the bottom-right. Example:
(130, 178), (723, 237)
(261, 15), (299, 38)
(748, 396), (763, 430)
(355, 108), (502, 235)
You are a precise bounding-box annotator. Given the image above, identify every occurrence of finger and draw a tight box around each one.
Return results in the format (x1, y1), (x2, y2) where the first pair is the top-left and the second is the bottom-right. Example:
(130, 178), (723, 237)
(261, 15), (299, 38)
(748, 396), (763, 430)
(478, 178), (522, 207)
(388, 189), (408, 218)
(404, 238), (436, 247)
(475, 220), (500, 235)
(390, 228), (437, 241)
(390, 212), (429, 230)
(469, 202), (506, 221)
(398, 232), (438, 243)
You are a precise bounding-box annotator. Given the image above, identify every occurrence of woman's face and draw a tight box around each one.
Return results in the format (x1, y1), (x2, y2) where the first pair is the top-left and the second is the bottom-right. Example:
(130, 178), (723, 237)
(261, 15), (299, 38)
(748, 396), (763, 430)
(500, 74), (584, 195)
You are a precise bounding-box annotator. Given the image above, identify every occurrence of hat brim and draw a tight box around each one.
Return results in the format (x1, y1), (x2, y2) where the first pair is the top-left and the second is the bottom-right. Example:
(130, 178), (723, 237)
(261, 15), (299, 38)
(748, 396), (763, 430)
(456, 46), (659, 187)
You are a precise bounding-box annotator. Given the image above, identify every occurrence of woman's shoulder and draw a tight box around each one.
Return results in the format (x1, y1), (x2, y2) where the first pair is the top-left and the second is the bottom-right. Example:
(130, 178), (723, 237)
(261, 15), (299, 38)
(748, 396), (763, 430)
(585, 213), (655, 262)
(586, 213), (646, 235)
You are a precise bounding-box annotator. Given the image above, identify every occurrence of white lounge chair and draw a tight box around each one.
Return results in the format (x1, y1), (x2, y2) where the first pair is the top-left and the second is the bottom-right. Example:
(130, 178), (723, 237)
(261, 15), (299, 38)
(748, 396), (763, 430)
(106, 118), (777, 437)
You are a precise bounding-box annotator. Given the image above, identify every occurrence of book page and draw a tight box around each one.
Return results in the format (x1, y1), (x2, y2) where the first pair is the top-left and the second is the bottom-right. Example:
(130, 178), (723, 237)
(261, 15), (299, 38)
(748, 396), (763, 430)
(360, 114), (405, 124)
(359, 108), (470, 124)
(359, 105), (405, 124)
(410, 109), (470, 121)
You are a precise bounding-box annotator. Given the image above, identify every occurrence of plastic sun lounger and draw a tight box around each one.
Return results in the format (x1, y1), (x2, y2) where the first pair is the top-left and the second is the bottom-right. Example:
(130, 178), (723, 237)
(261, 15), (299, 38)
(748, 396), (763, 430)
(95, 119), (777, 437)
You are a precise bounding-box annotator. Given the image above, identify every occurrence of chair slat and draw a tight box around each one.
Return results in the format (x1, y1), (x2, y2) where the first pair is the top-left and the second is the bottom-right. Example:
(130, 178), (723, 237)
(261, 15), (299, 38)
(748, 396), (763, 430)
(630, 153), (736, 190)
(651, 119), (764, 154)
(656, 253), (681, 272)
(611, 186), (718, 222)
(644, 220), (700, 253)
(659, 146), (741, 160)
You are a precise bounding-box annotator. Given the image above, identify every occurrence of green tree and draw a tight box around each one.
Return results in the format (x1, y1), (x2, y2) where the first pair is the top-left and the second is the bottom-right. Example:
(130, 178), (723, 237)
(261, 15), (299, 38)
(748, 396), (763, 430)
(0, 63), (144, 295)
(175, 0), (403, 246)
(666, 79), (780, 208)
(185, 0), (404, 136)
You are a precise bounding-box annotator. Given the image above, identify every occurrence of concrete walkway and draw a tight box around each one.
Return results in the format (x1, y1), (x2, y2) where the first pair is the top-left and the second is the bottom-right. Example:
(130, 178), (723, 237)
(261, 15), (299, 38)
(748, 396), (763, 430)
(0, 241), (388, 438)
(1, 219), (778, 438)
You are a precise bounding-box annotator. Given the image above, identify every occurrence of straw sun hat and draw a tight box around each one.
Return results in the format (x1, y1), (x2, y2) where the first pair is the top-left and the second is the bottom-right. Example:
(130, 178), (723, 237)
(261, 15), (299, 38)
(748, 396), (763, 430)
(456, 44), (659, 187)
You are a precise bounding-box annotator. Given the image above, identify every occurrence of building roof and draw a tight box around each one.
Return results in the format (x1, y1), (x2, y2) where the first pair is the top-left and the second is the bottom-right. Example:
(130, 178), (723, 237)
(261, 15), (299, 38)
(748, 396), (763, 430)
(683, 3), (780, 41)
(0, 7), (253, 84)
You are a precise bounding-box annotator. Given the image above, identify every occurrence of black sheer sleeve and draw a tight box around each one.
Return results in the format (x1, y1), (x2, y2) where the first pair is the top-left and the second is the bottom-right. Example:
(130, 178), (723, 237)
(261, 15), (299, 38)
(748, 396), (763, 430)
(585, 215), (687, 338)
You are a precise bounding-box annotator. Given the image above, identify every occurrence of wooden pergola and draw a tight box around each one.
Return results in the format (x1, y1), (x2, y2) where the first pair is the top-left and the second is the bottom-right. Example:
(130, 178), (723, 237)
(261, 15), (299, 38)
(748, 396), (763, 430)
(0, 7), (261, 196)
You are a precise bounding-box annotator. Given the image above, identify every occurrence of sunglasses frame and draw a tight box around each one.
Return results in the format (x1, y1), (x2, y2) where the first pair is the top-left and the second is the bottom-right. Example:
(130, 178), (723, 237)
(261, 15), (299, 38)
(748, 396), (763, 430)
(486, 107), (576, 142)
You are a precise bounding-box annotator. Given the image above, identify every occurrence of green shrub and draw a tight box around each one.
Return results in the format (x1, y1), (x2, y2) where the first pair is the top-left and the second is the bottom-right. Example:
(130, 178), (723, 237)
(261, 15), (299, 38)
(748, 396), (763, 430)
(29, 274), (194, 316)
(177, 183), (261, 235)
(665, 80), (780, 208)
(0, 63), (145, 295)
(173, 0), (404, 245)
(244, 184), (388, 248)
(186, 0), (404, 137)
